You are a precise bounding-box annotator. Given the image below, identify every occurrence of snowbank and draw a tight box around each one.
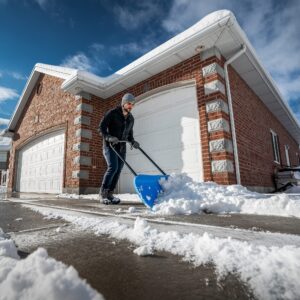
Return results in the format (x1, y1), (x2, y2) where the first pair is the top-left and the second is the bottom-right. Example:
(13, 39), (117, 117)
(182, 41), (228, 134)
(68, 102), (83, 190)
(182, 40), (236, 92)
(0, 228), (104, 300)
(152, 174), (300, 218)
(25, 207), (300, 300)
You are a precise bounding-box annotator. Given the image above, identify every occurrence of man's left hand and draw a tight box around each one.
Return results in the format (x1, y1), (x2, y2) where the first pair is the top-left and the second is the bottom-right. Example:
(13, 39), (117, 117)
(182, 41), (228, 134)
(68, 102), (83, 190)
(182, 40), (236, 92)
(131, 141), (140, 149)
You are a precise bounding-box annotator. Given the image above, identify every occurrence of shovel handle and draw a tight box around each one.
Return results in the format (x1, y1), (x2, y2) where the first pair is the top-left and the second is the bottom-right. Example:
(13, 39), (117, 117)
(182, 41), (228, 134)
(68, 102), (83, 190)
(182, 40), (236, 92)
(108, 143), (137, 176)
(119, 140), (167, 176)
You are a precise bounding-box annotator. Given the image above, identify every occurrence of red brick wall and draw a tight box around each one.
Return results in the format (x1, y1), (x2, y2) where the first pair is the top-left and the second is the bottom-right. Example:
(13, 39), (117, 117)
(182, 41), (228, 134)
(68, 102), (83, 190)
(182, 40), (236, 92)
(8, 54), (299, 194)
(80, 54), (221, 190)
(7, 74), (79, 192)
(229, 66), (299, 188)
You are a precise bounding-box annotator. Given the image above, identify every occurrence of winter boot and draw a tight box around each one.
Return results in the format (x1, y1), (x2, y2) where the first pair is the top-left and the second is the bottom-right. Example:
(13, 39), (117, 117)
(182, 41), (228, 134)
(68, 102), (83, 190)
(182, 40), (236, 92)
(99, 188), (110, 205)
(107, 190), (121, 205)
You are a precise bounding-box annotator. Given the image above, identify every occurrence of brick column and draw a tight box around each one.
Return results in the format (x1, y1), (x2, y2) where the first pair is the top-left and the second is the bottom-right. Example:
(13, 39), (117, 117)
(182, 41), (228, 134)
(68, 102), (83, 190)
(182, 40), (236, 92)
(67, 92), (94, 194)
(199, 53), (236, 185)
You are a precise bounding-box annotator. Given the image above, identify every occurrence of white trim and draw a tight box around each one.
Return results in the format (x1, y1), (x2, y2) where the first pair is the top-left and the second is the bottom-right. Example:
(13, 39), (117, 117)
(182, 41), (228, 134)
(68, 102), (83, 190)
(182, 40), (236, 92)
(284, 145), (290, 167)
(224, 45), (246, 185)
(270, 129), (281, 164)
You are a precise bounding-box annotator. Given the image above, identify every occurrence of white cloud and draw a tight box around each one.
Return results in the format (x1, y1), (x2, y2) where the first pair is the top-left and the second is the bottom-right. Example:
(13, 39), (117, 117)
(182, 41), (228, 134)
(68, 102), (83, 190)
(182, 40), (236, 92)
(34, 0), (51, 11)
(114, 1), (162, 30)
(111, 40), (156, 56)
(8, 72), (27, 80)
(0, 118), (9, 126)
(61, 53), (94, 72)
(0, 86), (19, 102)
(61, 51), (112, 75)
(162, 0), (300, 120)
(90, 43), (105, 52)
(0, 70), (27, 80)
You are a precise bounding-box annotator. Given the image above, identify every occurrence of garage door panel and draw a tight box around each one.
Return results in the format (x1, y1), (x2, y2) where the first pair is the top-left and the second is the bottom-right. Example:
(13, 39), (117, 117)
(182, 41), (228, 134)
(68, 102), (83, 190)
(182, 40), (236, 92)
(16, 130), (65, 194)
(119, 85), (203, 193)
(134, 103), (198, 135)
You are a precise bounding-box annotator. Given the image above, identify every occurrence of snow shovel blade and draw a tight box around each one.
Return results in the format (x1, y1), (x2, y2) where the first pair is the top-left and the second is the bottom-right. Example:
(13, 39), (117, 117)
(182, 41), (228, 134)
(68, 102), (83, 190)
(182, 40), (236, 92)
(134, 174), (168, 209)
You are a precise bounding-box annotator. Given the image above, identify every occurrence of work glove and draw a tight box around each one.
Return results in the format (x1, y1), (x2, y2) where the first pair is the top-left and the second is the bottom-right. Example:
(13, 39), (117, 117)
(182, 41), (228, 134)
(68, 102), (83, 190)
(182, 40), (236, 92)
(106, 135), (119, 145)
(131, 140), (140, 149)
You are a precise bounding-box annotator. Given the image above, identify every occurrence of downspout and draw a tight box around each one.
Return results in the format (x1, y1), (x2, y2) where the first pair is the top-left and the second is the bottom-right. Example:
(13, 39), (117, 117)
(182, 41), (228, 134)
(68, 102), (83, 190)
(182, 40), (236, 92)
(224, 44), (246, 185)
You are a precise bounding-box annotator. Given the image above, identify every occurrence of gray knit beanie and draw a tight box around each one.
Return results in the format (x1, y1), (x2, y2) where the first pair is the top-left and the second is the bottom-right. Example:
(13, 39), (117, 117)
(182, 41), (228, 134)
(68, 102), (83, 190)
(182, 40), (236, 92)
(121, 93), (135, 106)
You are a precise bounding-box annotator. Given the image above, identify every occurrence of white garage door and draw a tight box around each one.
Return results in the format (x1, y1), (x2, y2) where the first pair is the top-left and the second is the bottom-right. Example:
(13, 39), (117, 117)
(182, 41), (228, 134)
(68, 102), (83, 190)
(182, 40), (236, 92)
(119, 84), (203, 193)
(16, 130), (65, 193)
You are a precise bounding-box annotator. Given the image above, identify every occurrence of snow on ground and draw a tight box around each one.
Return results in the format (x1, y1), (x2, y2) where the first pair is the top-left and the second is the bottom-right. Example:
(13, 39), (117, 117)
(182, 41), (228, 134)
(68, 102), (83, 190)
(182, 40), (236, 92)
(57, 193), (139, 202)
(58, 174), (300, 218)
(152, 174), (300, 217)
(0, 228), (104, 300)
(25, 206), (300, 300)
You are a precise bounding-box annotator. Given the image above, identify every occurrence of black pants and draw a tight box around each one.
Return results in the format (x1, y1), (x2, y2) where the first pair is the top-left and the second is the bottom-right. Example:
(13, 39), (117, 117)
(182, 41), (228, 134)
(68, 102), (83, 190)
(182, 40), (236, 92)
(101, 145), (126, 191)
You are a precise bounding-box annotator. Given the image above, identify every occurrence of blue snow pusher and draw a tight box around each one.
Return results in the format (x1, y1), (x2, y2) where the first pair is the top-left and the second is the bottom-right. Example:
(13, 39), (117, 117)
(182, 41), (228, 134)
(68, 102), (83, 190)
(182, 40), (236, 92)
(109, 141), (168, 209)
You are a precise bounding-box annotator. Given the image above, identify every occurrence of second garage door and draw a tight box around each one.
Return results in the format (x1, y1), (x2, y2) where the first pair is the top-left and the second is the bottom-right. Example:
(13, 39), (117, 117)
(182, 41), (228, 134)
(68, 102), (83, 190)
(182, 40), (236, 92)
(16, 130), (65, 193)
(119, 84), (203, 193)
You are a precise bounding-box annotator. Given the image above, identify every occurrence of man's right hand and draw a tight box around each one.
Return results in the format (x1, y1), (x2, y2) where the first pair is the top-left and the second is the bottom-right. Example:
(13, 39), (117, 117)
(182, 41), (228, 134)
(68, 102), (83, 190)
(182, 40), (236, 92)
(106, 136), (119, 145)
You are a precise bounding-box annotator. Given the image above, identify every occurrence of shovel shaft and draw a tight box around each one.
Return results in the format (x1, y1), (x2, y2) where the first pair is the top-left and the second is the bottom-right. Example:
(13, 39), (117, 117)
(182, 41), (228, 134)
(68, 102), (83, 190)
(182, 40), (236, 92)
(137, 147), (167, 175)
(119, 140), (167, 176)
(109, 143), (137, 176)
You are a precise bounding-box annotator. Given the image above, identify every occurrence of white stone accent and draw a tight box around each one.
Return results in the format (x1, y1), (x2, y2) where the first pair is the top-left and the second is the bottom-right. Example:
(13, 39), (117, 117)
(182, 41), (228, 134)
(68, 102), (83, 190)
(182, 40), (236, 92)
(78, 92), (91, 100)
(76, 103), (93, 113)
(202, 63), (224, 78)
(208, 118), (230, 133)
(206, 99), (229, 114)
(209, 138), (233, 153)
(204, 80), (225, 95)
(73, 142), (90, 152)
(211, 160), (234, 173)
(72, 170), (89, 179)
(73, 156), (92, 166)
(75, 129), (92, 139)
(74, 116), (91, 126)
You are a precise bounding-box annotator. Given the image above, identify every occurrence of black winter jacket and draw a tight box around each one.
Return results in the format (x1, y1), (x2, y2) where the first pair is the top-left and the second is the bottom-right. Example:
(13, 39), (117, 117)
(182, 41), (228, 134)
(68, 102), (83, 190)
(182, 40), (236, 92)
(98, 106), (135, 150)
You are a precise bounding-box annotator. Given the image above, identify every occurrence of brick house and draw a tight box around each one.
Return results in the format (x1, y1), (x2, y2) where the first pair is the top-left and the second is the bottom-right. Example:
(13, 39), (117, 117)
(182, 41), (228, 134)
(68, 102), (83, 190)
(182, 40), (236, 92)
(2, 10), (300, 195)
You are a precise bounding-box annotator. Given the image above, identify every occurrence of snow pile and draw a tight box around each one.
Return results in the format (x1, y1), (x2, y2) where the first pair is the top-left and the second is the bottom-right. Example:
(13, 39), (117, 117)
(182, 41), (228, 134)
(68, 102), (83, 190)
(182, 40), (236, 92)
(24, 207), (300, 300)
(0, 228), (104, 300)
(152, 174), (300, 218)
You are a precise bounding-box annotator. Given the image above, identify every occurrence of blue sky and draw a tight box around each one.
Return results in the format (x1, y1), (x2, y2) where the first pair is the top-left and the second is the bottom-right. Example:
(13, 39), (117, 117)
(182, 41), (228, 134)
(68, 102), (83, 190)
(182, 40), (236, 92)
(0, 0), (299, 130)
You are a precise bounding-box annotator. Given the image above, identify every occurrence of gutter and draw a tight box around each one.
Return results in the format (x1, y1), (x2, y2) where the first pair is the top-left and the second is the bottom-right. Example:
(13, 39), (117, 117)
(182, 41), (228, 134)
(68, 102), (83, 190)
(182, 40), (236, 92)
(224, 45), (247, 185)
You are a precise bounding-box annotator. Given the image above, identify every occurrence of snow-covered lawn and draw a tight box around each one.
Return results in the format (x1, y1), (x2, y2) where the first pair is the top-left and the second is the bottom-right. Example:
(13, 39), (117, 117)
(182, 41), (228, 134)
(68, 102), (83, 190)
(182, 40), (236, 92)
(58, 174), (300, 218)
(24, 206), (300, 300)
(0, 228), (104, 300)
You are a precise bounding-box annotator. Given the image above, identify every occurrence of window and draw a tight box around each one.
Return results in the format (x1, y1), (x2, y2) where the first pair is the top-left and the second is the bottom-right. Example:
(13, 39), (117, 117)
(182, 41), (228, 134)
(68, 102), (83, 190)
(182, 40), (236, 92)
(270, 130), (280, 164)
(284, 145), (290, 167)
